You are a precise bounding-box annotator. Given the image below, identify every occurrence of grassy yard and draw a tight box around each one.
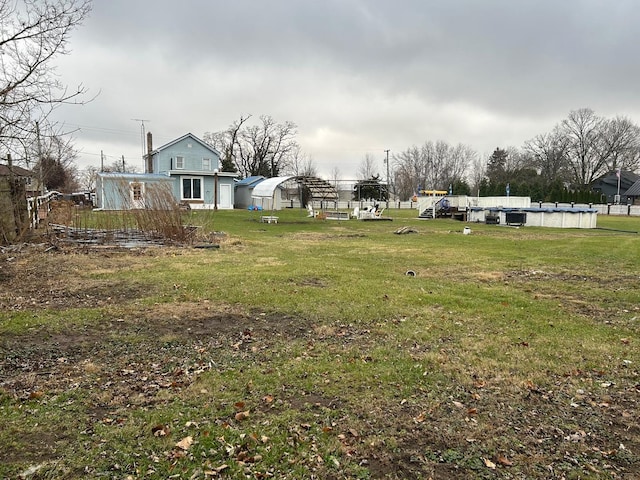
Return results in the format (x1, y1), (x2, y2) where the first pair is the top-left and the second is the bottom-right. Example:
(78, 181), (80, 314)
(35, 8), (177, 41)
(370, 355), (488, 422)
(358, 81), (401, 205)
(0, 208), (638, 479)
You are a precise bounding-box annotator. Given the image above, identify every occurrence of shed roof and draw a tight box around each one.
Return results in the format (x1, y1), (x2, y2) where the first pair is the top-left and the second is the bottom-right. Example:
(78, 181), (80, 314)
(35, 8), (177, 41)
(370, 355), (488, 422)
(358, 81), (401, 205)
(236, 175), (266, 187)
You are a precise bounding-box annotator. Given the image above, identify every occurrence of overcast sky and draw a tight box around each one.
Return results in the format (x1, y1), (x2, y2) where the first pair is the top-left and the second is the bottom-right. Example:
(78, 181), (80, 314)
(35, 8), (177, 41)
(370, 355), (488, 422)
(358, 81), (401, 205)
(51, 0), (640, 180)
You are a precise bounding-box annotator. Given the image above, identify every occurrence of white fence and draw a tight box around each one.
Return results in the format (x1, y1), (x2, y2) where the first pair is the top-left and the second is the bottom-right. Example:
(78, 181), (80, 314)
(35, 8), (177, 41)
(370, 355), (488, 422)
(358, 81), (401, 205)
(537, 202), (640, 217)
(300, 199), (421, 211)
(26, 191), (59, 228)
(304, 199), (640, 217)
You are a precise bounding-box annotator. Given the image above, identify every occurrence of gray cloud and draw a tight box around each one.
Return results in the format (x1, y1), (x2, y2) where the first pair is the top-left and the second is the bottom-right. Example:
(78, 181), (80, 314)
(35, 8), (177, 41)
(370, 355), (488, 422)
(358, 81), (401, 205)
(51, 0), (640, 178)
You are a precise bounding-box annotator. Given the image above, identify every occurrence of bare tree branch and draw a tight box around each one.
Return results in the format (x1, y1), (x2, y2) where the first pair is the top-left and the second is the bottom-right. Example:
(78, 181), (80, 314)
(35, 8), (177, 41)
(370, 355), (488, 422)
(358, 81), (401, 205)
(205, 115), (299, 178)
(0, 0), (92, 160)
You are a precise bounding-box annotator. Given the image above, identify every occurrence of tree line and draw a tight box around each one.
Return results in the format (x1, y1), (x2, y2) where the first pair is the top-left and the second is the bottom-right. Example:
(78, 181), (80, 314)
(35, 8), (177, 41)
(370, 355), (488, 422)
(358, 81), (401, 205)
(384, 108), (640, 202)
(206, 108), (640, 203)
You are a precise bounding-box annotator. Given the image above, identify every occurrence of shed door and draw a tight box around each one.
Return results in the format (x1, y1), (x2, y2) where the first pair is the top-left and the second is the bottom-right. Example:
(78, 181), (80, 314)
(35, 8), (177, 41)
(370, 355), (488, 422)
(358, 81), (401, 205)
(219, 184), (232, 208)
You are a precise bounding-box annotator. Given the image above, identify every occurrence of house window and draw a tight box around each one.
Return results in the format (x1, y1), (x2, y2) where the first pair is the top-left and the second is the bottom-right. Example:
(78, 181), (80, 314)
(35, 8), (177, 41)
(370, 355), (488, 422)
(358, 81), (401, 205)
(202, 158), (211, 170)
(175, 156), (184, 169)
(131, 182), (143, 201)
(182, 177), (202, 200)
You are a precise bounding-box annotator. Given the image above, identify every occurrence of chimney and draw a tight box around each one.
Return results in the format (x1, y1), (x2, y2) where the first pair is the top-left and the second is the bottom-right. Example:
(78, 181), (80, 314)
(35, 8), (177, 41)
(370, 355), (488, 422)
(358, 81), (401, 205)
(146, 132), (153, 173)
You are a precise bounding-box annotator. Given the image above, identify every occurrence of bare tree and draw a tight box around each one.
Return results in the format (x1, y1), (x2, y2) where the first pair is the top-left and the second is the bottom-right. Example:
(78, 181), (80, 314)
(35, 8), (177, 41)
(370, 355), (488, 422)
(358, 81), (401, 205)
(393, 146), (422, 200)
(203, 115), (250, 173)
(557, 108), (608, 186)
(393, 141), (474, 199)
(284, 145), (317, 177)
(523, 128), (570, 185)
(600, 115), (640, 173)
(79, 165), (98, 191)
(357, 153), (378, 180)
(0, 0), (92, 160)
(240, 116), (298, 177)
(101, 157), (138, 174)
(204, 115), (298, 178)
(329, 166), (341, 187)
(468, 153), (487, 195)
(526, 109), (640, 187)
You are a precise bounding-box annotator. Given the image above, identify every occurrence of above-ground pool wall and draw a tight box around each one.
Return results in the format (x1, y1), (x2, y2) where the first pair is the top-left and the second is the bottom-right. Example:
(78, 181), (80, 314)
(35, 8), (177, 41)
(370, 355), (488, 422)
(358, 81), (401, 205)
(468, 208), (598, 229)
(524, 210), (597, 228)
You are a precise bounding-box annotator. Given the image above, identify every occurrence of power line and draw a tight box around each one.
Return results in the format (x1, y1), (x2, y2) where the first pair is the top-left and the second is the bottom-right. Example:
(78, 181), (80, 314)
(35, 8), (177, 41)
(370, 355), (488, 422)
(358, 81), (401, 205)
(62, 123), (141, 137)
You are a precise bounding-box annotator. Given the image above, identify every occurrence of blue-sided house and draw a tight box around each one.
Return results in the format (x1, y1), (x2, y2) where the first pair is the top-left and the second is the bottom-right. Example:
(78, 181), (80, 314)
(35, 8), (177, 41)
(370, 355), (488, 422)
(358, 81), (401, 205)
(96, 133), (237, 210)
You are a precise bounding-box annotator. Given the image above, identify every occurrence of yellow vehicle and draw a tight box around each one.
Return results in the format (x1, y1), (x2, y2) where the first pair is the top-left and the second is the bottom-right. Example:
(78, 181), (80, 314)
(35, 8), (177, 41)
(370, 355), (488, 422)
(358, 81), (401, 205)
(418, 190), (448, 196)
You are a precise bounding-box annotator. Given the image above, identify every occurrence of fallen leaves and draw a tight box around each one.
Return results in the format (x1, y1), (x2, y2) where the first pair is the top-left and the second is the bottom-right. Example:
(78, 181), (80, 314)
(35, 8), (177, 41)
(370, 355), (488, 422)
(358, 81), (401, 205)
(152, 424), (170, 437)
(28, 390), (44, 400)
(413, 412), (427, 423)
(234, 400), (250, 421)
(483, 457), (496, 469)
(204, 464), (229, 476)
(483, 455), (514, 469)
(175, 435), (193, 451)
(235, 410), (250, 421)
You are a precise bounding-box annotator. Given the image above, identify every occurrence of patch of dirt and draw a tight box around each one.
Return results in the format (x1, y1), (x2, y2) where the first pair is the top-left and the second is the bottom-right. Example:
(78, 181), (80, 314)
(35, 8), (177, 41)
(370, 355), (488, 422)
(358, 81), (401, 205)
(289, 276), (327, 287)
(505, 269), (640, 322)
(348, 374), (640, 479)
(0, 301), (312, 397)
(505, 269), (640, 286)
(0, 297), (315, 470)
(0, 243), (161, 310)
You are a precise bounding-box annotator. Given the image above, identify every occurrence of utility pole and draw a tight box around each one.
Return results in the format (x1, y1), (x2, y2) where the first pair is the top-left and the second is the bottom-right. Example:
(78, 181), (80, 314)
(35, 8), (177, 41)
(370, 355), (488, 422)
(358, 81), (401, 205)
(35, 121), (45, 196)
(7, 153), (14, 186)
(384, 149), (390, 203)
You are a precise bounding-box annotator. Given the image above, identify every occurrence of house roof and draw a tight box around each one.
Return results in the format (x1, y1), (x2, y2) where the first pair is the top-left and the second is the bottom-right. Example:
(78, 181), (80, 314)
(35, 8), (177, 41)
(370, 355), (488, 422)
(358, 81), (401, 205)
(593, 170), (640, 187)
(97, 172), (172, 181)
(150, 132), (221, 157)
(625, 180), (640, 196)
(0, 163), (33, 177)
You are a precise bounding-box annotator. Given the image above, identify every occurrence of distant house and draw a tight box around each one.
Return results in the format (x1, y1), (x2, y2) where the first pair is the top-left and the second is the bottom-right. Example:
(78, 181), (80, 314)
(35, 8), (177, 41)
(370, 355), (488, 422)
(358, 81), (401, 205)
(96, 133), (237, 210)
(625, 179), (640, 205)
(591, 170), (640, 204)
(0, 163), (40, 197)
